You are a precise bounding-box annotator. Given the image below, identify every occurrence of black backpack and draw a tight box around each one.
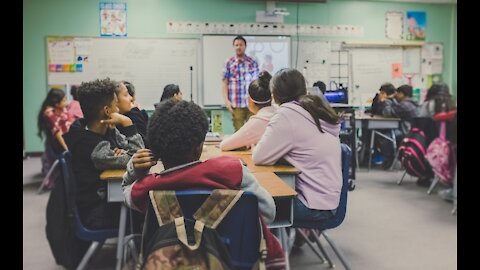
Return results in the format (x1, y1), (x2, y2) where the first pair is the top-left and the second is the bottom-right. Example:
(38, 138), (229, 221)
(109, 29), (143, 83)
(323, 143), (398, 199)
(45, 169), (90, 269)
(397, 127), (433, 179)
(138, 190), (267, 270)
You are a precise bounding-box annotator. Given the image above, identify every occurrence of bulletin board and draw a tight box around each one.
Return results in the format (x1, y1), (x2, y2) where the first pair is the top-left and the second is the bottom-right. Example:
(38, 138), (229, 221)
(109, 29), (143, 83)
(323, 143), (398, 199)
(350, 47), (405, 106)
(46, 36), (200, 110)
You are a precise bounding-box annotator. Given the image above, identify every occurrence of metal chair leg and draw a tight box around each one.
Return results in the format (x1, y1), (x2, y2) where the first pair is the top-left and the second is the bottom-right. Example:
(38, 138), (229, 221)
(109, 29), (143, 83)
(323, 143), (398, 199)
(397, 170), (407, 185)
(76, 241), (104, 270)
(427, 176), (439, 195)
(295, 229), (325, 264)
(322, 231), (352, 270)
(37, 159), (59, 194)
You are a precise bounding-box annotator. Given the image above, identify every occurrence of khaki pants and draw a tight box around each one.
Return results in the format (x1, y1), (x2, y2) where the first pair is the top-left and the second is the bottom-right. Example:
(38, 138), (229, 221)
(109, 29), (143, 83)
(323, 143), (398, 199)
(231, 107), (251, 131)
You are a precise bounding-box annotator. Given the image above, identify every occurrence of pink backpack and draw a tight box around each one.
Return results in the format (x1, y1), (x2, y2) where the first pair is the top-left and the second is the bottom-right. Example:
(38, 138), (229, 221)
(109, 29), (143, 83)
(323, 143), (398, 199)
(425, 121), (454, 185)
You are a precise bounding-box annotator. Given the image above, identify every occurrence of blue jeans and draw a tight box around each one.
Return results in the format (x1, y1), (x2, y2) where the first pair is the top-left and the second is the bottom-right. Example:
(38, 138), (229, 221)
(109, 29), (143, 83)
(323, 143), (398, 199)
(293, 197), (337, 222)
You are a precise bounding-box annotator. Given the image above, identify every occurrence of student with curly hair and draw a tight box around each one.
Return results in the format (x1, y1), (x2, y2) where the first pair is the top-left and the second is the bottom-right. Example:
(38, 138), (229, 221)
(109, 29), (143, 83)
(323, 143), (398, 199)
(63, 78), (144, 229)
(220, 71), (275, 151)
(122, 99), (286, 269)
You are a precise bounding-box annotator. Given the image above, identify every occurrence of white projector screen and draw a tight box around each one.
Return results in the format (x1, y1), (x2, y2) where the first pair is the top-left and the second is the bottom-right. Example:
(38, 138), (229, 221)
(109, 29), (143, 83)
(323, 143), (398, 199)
(202, 35), (291, 106)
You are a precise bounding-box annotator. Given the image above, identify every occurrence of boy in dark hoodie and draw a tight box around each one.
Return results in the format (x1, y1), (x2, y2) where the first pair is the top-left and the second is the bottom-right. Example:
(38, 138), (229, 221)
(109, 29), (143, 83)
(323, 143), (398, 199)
(381, 84), (420, 168)
(63, 78), (144, 229)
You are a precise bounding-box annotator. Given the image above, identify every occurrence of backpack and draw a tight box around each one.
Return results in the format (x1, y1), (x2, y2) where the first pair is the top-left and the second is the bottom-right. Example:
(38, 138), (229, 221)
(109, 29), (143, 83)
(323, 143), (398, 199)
(137, 189), (267, 270)
(45, 170), (90, 269)
(397, 127), (433, 179)
(425, 121), (454, 185)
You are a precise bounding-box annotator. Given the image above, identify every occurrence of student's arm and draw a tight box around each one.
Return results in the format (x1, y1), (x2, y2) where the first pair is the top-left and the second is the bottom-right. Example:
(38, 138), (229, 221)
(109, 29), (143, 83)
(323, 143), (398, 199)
(55, 131), (68, 151)
(252, 111), (293, 165)
(381, 99), (396, 117)
(219, 117), (261, 151)
(122, 149), (156, 188)
(91, 140), (133, 170)
(239, 163), (276, 224)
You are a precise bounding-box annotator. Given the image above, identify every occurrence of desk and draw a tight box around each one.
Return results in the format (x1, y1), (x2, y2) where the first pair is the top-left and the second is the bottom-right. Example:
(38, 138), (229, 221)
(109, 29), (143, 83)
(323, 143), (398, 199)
(345, 113), (401, 171)
(100, 146), (299, 270)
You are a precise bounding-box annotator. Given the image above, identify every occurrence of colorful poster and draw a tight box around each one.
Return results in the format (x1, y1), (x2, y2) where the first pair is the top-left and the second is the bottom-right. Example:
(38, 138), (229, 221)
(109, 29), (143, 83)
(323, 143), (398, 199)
(406, 11), (426, 41)
(100, 2), (127, 37)
(48, 40), (75, 65)
(392, 63), (403, 78)
(211, 110), (223, 133)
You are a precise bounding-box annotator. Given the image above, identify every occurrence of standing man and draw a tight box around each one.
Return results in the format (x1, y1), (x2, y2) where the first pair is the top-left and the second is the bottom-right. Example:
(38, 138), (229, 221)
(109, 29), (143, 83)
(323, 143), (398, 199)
(222, 35), (259, 131)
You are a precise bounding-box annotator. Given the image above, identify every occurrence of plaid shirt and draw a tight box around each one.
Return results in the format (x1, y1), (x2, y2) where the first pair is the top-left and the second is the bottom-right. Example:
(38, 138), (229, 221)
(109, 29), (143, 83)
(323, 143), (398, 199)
(222, 55), (259, 108)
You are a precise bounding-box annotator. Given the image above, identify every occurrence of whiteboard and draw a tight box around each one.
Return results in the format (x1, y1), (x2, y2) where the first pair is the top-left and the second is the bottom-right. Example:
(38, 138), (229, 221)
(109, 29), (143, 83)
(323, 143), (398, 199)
(202, 35), (290, 106)
(47, 37), (199, 110)
(292, 41), (331, 87)
(350, 48), (404, 106)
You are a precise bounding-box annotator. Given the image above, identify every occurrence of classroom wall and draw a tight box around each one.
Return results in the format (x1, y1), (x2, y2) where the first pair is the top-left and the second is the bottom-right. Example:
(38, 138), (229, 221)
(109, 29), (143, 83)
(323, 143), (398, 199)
(24, 0), (457, 152)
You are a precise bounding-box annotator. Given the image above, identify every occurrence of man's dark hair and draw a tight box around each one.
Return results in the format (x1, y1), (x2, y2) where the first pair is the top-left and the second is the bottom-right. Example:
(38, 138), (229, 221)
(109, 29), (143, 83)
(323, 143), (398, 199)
(233, 35), (247, 46)
(379, 83), (396, 95)
(147, 100), (209, 164)
(77, 78), (118, 123)
(313, 81), (327, 94)
(397, 84), (413, 97)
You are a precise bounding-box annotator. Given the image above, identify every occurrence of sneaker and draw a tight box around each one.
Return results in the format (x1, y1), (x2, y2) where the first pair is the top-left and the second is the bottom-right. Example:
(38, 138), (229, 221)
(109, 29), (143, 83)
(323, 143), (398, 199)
(438, 188), (454, 202)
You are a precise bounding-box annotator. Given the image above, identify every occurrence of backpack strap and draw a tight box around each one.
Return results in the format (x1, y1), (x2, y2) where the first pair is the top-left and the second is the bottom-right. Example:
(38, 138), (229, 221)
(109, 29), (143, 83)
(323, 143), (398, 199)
(174, 217), (205, 251)
(256, 218), (267, 270)
(148, 190), (183, 225)
(193, 189), (244, 229)
(439, 121), (446, 140)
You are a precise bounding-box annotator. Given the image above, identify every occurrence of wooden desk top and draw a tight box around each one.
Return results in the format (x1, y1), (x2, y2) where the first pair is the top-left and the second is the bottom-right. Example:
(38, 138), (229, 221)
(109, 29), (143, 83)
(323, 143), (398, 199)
(101, 144), (299, 180)
(355, 113), (401, 121)
(202, 145), (300, 174)
(253, 172), (297, 197)
(100, 169), (296, 198)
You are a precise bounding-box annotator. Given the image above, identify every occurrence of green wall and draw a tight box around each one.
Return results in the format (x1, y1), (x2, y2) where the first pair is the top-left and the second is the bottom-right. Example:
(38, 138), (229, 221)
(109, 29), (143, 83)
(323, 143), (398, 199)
(24, 0), (457, 152)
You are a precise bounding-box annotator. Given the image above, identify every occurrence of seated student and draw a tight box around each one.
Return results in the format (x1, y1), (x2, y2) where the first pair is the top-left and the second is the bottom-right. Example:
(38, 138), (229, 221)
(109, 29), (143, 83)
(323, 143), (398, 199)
(359, 83), (396, 167)
(220, 71), (275, 151)
(252, 68), (342, 224)
(122, 99), (285, 269)
(153, 83), (183, 108)
(369, 83), (396, 115)
(383, 84), (420, 135)
(63, 78), (144, 229)
(37, 88), (75, 175)
(312, 80), (327, 95)
(380, 84), (420, 168)
(418, 83), (457, 187)
(67, 85), (84, 120)
(119, 81), (149, 146)
(114, 81), (149, 147)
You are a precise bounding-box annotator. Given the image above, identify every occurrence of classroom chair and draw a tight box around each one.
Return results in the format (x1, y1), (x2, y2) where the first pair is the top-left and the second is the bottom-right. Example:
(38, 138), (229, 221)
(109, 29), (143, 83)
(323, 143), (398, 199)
(59, 151), (119, 270)
(142, 190), (262, 270)
(291, 143), (352, 270)
(37, 141), (61, 194)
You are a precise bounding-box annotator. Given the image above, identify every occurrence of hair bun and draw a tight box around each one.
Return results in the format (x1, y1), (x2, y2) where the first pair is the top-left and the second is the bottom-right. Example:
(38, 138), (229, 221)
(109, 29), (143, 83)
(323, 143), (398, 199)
(258, 71), (272, 89)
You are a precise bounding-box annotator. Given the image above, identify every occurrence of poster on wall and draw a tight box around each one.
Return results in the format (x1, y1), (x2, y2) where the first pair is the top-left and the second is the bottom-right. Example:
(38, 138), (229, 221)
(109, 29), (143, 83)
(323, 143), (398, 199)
(100, 2), (127, 37)
(406, 11), (426, 41)
(385, 11), (403, 40)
